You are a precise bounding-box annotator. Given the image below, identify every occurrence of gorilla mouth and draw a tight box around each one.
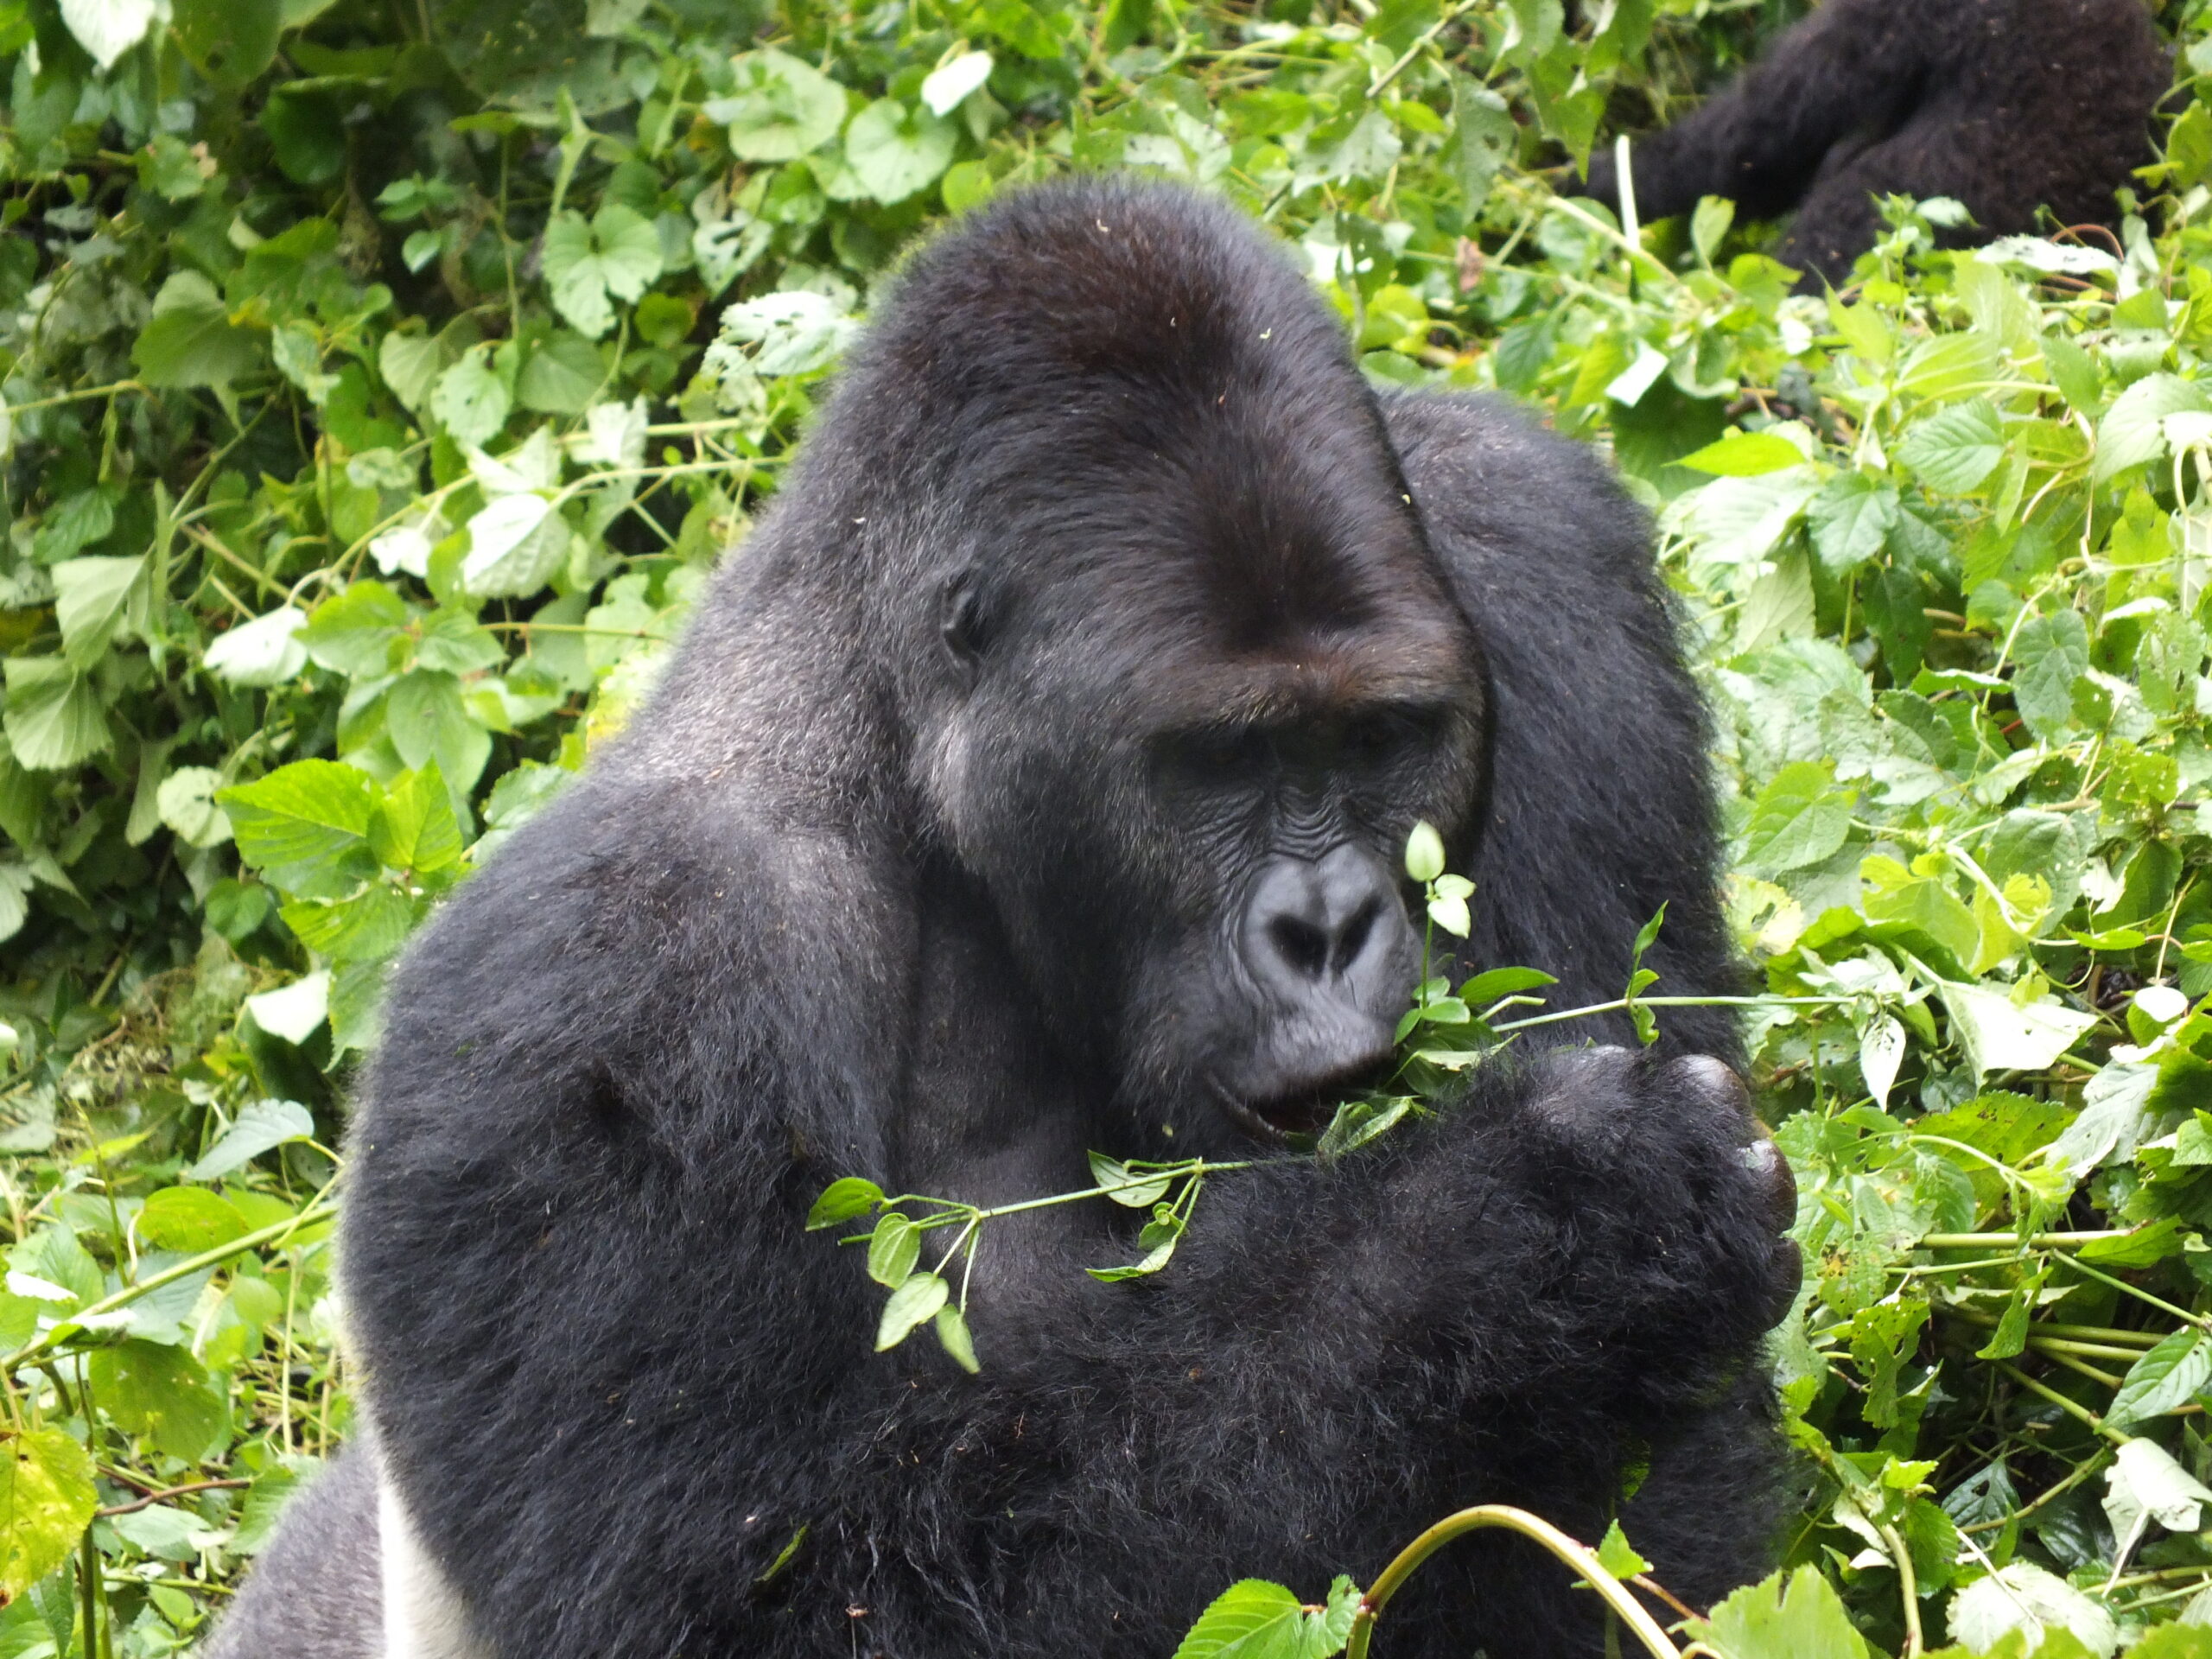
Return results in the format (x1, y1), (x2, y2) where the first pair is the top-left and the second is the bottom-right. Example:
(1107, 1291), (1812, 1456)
(1213, 1065), (1388, 1145)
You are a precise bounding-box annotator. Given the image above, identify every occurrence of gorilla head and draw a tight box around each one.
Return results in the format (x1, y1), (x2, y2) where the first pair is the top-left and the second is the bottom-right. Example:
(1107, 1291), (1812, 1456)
(848, 192), (1490, 1150)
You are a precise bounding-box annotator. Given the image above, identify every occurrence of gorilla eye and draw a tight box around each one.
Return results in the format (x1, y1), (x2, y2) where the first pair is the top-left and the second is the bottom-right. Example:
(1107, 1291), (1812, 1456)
(1344, 708), (1433, 766)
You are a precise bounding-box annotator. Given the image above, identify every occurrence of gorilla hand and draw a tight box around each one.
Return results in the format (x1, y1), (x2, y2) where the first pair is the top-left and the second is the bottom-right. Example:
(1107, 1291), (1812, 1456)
(1518, 1046), (1804, 1378)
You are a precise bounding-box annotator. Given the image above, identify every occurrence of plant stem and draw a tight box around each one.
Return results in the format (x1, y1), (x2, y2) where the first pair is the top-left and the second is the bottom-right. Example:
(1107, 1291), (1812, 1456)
(1343, 1504), (1680, 1659)
(0, 1199), (334, 1374)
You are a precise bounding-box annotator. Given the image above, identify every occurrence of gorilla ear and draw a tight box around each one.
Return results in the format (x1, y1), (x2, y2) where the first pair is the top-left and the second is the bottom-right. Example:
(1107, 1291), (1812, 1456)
(940, 570), (994, 679)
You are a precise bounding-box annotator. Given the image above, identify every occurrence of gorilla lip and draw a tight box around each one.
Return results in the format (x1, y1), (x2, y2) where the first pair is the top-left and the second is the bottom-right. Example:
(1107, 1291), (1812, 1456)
(1212, 1067), (1383, 1144)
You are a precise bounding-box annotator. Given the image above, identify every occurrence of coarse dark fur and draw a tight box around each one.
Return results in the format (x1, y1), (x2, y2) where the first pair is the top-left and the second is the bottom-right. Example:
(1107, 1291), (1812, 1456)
(1583, 0), (2170, 288)
(213, 178), (1800, 1658)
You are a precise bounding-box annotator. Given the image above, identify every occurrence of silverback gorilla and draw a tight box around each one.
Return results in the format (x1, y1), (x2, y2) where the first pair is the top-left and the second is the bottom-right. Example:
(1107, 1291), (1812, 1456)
(211, 178), (1801, 1658)
(1584, 0), (2170, 289)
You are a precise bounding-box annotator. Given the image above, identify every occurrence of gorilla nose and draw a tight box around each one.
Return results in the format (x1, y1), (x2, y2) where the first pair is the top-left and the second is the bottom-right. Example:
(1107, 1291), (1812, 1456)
(1246, 845), (1414, 1008)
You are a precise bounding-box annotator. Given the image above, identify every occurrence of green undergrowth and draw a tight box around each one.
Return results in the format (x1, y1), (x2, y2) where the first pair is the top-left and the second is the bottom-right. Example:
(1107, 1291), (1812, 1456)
(8, 0), (2212, 1650)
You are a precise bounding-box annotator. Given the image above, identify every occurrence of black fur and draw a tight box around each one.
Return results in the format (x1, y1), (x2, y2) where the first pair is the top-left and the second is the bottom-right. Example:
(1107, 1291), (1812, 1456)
(218, 179), (1797, 1658)
(1584, 0), (2170, 288)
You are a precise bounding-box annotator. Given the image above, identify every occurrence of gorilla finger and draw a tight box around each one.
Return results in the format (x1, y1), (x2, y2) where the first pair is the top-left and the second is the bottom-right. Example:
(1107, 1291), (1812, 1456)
(1662, 1052), (1753, 1124)
(1738, 1135), (1798, 1235)
(1760, 1239), (1805, 1331)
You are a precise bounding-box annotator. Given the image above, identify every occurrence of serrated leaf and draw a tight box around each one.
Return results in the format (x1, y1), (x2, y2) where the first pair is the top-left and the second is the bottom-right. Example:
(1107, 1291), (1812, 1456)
(0, 1427), (96, 1599)
(1897, 397), (2005, 494)
(132, 272), (259, 389)
(219, 760), (377, 896)
(2, 658), (111, 771)
(156, 766), (232, 849)
(1171, 1577), (1356, 1659)
(1741, 762), (1853, 876)
(1951, 1561), (2117, 1656)
(50, 555), (145, 667)
(139, 1186), (249, 1254)
(1688, 1567), (1872, 1659)
(1807, 472), (1899, 576)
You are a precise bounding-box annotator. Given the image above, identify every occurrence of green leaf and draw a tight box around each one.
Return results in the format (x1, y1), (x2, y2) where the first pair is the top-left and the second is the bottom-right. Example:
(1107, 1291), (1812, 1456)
(1741, 762), (1853, 877)
(1594, 1519), (1649, 1580)
(516, 332), (607, 414)
(1687, 1567), (1871, 1659)
(57, 0), (156, 67)
(867, 1213), (920, 1287)
(875, 1271), (950, 1351)
(219, 760), (378, 897)
(1444, 76), (1515, 209)
(1937, 982), (2098, 1082)
(1403, 820), (1445, 883)
(430, 349), (512, 448)
(370, 765), (463, 874)
(2107, 1328), (2211, 1426)
(1171, 1577), (1357, 1659)
(385, 671), (493, 790)
(49, 554), (144, 667)
(2095, 372), (2209, 483)
(542, 206), (664, 340)
(156, 766), (232, 849)
(203, 605), (308, 687)
(933, 1304), (980, 1372)
(131, 271), (260, 390)
(188, 1098), (315, 1179)
(1806, 471), (1899, 576)
(0, 1427), (96, 1599)
(707, 48), (849, 162)
(806, 1177), (884, 1230)
(137, 1186), (249, 1253)
(280, 885), (420, 961)
(299, 581), (409, 678)
(2042, 333), (2102, 413)
(1087, 1151), (1171, 1207)
(1459, 966), (1556, 1005)
(1950, 1561), (2115, 1656)
(172, 0), (279, 86)
(844, 99), (959, 204)
(1674, 429), (1808, 477)
(1897, 397), (2005, 494)
(2, 657), (111, 771)
(259, 85), (345, 184)
(2010, 608), (2090, 745)
(88, 1343), (226, 1461)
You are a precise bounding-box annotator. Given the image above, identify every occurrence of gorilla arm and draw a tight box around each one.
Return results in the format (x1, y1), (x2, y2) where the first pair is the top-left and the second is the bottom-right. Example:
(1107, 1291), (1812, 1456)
(1578, 0), (1928, 226)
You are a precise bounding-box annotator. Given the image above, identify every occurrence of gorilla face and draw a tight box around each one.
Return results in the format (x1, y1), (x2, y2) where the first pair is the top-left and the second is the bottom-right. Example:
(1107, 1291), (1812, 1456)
(919, 414), (1487, 1151)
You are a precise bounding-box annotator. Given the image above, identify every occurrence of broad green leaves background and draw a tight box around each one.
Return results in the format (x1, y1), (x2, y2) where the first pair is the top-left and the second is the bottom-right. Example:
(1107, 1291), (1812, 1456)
(4, 0), (2212, 1649)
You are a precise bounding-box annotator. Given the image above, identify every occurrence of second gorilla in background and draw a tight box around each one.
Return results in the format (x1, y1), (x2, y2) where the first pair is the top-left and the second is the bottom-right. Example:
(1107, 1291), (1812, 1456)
(1585, 0), (2170, 287)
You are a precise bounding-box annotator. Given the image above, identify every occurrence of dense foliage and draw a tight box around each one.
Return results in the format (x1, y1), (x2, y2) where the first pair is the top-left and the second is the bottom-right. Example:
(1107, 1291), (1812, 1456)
(5, 0), (2212, 1649)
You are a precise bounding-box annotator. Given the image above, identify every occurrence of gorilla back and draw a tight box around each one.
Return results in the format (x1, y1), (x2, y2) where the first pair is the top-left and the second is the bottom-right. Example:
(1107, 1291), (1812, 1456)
(213, 179), (1798, 1659)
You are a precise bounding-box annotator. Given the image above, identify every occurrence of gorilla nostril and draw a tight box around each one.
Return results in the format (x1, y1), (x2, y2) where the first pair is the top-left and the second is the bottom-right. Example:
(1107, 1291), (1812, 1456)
(1269, 915), (1330, 980)
(1332, 899), (1380, 976)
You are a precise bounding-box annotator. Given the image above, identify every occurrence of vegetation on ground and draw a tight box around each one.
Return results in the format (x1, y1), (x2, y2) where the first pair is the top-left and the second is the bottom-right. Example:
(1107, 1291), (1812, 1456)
(7, 0), (2212, 1649)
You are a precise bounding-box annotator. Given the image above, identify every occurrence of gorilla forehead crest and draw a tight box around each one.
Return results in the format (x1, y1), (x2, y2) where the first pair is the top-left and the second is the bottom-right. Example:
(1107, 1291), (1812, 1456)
(849, 180), (1478, 699)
